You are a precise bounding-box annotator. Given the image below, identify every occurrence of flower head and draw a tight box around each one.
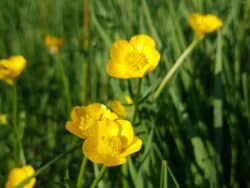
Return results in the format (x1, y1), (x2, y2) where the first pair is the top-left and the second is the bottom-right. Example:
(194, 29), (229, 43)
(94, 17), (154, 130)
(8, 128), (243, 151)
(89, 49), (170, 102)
(65, 103), (118, 139)
(0, 55), (27, 84)
(44, 35), (64, 54)
(83, 119), (142, 166)
(5, 165), (36, 188)
(111, 100), (127, 118)
(188, 13), (223, 38)
(107, 34), (160, 78)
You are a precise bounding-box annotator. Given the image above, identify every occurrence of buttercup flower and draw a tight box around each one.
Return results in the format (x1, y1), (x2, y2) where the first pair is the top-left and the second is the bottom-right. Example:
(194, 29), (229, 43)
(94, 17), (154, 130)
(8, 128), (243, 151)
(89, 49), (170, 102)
(0, 55), (27, 84)
(107, 34), (160, 78)
(65, 103), (118, 139)
(111, 100), (127, 118)
(83, 119), (143, 166)
(188, 13), (223, 38)
(44, 35), (64, 54)
(5, 165), (36, 188)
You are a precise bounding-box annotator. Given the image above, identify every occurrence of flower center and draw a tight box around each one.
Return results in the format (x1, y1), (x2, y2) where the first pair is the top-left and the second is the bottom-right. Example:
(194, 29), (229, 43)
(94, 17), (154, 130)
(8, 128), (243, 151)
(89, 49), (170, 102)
(103, 136), (122, 156)
(125, 51), (148, 72)
(79, 115), (94, 137)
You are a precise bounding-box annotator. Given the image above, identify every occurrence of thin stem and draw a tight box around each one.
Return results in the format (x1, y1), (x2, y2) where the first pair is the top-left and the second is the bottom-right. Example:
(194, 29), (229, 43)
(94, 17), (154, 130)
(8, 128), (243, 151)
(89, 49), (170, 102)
(160, 160), (168, 188)
(77, 156), (88, 188)
(12, 84), (26, 166)
(152, 39), (200, 101)
(127, 80), (135, 99)
(90, 166), (107, 188)
(167, 166), (180, 188)
(132, 78), (142, 123)
(16, 142), (82, 188)
(55, 55), (72, 187)
(82, 0), (89, 104)
(55, 55), (72, 116)
(213, 31), (223, 187)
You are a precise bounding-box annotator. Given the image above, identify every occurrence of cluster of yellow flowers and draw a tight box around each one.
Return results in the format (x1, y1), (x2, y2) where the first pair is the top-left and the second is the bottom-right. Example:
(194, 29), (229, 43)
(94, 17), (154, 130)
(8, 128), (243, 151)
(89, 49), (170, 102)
(65, 103), (142, 166)
(2, 12), (223, 187)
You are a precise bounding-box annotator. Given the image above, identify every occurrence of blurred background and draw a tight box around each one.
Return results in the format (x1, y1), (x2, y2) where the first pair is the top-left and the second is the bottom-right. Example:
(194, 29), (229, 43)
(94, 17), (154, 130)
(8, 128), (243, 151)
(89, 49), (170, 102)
(0, 0), (249, 187)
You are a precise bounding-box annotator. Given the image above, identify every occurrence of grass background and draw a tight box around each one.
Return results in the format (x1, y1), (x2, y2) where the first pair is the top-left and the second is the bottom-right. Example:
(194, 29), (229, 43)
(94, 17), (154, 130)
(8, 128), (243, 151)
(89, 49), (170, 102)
(0, 0), (250, 187)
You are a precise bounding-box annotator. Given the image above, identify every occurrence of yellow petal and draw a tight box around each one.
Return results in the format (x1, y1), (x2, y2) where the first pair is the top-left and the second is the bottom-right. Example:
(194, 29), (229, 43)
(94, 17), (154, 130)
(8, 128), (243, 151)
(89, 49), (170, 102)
(0, 56), (26, 83)
(189, 13), (223, 37)
(124, 95), (133, 105)
(138, 45), (161, 72)
(120, 137), (143, 158)
(111, 100), (127, 118)
(116, 119), (134, 146)
(70, 106), (86, 121)
(65, 121), (86, 139)
(5, 165), (36, 188)
(0, 60), (11, 80)
(83, 137), (126, 167)
(107, 59), (134, 78)
(110, 40), (132, 60)
(130, 34), (156, 48)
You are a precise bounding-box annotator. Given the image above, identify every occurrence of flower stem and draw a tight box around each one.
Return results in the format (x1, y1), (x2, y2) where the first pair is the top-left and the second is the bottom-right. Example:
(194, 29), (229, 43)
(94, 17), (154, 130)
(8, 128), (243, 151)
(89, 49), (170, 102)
(132, 78), (142, 123)
(90, 166), (107, 188)
(152, 39), (200, 101)
(55, 55), (72, 116)
(12, 84), (26, 166)
(76, 156), (88, 188)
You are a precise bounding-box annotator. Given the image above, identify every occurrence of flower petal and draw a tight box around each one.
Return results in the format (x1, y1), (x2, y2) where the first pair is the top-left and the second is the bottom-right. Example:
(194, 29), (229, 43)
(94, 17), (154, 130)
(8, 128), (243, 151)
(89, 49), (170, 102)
(65, 121), (85, 139)
(120, 137), (143, 158)
(130, 34), (156, 49)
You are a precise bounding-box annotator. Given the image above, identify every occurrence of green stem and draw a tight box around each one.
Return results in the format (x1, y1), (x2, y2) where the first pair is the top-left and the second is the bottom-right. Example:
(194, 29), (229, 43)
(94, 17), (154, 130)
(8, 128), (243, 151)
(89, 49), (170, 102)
(132, 78), (142, 123)
(213, 31), (223, 187)
(16, 142), (82, 188)
(77, 156), (88, 188)
(54, 55), (72, 187)
(90, 166), (107, 188)
(160, 160), (168, 188)
(55, 55), (72, 116)
(167, 166), (180, 188)
(12, 84), (26, 166)
(152, 39), (200, 101)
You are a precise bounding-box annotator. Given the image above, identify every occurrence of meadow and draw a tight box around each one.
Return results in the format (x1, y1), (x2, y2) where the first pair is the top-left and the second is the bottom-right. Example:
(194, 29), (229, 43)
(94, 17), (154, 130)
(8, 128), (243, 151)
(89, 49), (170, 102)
(0, 0), (249, 187)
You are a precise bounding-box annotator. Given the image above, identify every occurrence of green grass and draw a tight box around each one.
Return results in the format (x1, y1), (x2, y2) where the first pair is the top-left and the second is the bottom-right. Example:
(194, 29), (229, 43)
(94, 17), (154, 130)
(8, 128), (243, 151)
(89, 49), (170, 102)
(0, 0), (250, 187)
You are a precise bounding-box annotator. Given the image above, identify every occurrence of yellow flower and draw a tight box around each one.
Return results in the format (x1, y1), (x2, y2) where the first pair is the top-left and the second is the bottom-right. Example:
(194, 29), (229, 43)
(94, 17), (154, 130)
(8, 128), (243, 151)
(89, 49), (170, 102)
(111, 100), (127, 118)
(0, 56), (27, 84)
(65, 103), (118, 139)
(188, 13), (223, 38)
(83, 119), (142, 166)
(44, 35), (64, 54)
(5, 165), (36, 188)
(107, 34), (160, 78)
(0, 114), (8, 125)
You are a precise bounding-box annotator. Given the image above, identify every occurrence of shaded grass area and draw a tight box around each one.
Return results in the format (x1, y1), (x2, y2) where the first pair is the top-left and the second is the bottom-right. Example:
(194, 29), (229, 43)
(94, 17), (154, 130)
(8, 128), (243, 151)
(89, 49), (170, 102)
(0, 0), (250, 187)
